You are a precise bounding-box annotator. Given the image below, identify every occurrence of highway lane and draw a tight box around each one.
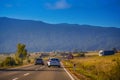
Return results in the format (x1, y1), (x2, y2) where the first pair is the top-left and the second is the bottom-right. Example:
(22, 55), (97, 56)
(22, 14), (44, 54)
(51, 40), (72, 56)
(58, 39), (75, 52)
(0, 65), (43, 80)
(0, 64), (74, 80)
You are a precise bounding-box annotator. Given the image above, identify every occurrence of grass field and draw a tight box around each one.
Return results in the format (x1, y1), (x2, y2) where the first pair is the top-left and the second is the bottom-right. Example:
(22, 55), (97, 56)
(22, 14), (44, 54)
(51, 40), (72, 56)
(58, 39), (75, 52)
(63, 52), (120, 80)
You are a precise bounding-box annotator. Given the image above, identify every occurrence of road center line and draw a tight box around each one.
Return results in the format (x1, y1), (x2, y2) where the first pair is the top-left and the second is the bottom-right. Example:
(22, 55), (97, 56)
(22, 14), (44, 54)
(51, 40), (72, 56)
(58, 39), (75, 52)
(39, 66), (45, 69)
(12, 78), (18, 80)
(35, 66), (45, 71)
(35, 68), (38, 71)
(61, 62), (75, 80)
(24, 73), (30, 76)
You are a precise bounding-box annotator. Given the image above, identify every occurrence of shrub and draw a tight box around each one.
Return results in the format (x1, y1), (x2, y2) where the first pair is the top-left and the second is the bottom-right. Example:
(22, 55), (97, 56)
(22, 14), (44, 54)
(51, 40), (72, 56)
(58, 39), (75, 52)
(77, 52), (85, 57)
(1, 57), (16, 67)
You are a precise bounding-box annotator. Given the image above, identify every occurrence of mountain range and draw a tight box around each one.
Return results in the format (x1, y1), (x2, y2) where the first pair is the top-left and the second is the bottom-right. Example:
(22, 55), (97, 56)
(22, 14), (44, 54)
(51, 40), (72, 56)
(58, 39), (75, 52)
(0, 17), (120, 53)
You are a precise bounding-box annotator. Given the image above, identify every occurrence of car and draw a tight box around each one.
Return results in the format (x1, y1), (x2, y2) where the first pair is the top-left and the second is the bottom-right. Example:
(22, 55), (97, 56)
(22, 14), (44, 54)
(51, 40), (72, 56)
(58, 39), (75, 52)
(47, 58), (61, 67)
(35, 58), (44, 65)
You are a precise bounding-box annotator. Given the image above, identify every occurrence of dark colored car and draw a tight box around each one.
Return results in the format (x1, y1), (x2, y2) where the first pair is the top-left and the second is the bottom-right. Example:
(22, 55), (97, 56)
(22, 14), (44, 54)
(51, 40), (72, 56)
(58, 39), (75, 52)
(35, 58), (44, 65)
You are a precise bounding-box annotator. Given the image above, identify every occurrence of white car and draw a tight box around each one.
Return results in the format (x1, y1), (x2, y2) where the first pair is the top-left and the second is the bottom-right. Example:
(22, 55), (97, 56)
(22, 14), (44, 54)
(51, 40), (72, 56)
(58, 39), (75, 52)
(47, 58), (61, 67)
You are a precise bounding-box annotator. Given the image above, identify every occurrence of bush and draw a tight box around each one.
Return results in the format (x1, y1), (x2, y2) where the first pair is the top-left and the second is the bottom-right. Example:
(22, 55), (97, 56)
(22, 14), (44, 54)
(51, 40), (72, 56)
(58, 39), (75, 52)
(77, 53), (85, 57)
(1, 57), (16, 67)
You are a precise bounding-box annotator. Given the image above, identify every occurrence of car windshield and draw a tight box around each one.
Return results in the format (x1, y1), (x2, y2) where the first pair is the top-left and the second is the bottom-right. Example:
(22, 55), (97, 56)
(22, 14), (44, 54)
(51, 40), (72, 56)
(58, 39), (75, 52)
(36, 59), (42, 61)
(51, 58), (59, 62)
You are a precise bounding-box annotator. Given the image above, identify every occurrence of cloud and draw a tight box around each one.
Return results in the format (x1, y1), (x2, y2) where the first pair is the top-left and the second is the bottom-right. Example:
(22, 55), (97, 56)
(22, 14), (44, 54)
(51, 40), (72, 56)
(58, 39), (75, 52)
(45, 0), (71, 9)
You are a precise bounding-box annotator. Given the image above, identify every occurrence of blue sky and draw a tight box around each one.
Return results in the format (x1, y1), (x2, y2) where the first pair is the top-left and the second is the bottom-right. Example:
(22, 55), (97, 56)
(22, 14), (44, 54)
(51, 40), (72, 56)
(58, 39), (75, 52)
(0, 0), (120, 27)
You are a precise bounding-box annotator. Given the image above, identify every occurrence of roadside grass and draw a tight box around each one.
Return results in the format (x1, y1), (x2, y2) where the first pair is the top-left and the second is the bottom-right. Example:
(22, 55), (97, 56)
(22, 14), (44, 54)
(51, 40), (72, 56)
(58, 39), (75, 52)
(62, 52), (120, 80)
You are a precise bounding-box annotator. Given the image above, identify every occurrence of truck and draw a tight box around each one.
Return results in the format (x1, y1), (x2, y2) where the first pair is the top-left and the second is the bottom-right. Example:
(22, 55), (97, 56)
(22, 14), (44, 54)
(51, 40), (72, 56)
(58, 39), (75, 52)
(99, 50), (115, 56)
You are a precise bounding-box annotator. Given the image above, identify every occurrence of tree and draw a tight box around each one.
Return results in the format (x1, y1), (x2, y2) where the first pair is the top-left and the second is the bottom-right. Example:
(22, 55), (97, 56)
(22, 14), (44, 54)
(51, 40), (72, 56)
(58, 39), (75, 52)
(113, 48), (118, 53)
(15, 43), (27, 64)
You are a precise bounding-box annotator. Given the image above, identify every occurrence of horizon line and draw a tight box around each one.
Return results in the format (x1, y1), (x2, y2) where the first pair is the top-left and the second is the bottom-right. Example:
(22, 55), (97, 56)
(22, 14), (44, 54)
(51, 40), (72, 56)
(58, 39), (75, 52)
(0, 16), (119, 28)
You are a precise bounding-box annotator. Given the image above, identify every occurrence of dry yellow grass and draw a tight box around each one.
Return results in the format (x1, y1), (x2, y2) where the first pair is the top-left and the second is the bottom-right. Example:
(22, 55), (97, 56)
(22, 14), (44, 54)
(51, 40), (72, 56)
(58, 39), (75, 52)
(63, 52), (120, 80)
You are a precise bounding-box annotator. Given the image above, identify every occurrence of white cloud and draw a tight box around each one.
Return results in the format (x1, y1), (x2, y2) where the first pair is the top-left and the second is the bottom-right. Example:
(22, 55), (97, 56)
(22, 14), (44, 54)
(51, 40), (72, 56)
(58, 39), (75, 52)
(45, 0), (71, 9)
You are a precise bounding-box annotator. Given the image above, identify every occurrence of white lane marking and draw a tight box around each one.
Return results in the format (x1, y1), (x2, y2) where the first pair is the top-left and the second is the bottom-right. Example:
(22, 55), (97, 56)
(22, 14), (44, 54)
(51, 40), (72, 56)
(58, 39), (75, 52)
(24, 73), (30, 76)
(35, 69), (38, 71)
(39, 66), (45, 69)
(12, 78), (18, 80)
(35, 66), (45, 71)
(61, 63), (75, 80)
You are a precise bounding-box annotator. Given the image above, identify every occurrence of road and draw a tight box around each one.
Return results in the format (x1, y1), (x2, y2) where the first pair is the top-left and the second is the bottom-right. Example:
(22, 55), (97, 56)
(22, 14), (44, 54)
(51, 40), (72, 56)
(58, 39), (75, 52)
(0, 63), (74, 80)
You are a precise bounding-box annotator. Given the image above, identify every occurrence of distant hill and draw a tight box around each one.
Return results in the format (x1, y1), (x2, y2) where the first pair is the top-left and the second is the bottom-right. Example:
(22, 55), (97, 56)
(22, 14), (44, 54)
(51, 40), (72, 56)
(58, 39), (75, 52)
(0, 17), (120, 53)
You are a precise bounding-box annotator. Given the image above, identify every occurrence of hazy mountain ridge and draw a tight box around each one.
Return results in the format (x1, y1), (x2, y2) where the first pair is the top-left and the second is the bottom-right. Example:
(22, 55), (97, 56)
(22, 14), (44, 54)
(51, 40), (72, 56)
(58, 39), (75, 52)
(0, 17), (120, 53)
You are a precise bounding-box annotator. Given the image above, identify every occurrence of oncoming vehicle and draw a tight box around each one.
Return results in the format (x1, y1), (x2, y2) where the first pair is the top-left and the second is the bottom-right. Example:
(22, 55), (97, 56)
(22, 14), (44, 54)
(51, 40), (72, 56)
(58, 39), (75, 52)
(47, 58), (61, 67)
(35, 58), (44, 65)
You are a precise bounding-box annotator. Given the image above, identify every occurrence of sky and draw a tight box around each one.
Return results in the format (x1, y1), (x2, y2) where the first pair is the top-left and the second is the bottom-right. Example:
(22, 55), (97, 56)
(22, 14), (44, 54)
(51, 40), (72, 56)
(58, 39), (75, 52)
(0, 0), (120, 27)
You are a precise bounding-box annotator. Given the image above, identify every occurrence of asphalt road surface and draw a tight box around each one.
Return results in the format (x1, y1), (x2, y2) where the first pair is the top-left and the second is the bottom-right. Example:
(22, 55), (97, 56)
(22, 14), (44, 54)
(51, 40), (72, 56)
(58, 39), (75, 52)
(0, 64), (74, 80)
